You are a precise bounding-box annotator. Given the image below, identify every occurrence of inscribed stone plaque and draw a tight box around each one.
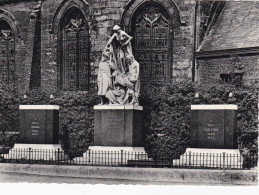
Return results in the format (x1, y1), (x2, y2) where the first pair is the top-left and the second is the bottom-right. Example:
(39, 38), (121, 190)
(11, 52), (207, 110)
(198, 110), (224, 148)
(18, 105), (59, 144)
(189, 105), (237, 149)
(20, 110), (46, 144)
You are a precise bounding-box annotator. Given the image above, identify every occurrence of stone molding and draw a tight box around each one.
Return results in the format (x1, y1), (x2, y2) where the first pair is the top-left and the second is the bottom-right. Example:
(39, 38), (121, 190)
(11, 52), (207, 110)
(94, 105), (143, 110)
(196, 46), (259, 59)
(191, 104), (238, 110)
(88, 146), (146, 152)
(19, 105), (60, 110)
(0, 8), (20, 39)
(50, 0), (90, 34)
(12, 144), (62, 150)
(184, 148), (241, 154)
(121, 0), (182, 33)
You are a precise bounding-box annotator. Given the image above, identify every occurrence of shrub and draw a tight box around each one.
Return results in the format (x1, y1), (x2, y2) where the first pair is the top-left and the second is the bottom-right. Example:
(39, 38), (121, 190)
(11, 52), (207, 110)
(22, 89), (99, 158)
(140, 81), (258, 165)
(52, 91), (99, 158)
(196, 83), (258, 163)
(0, 80), (257, 165)
(0, 83), (19, 151)
(140, 82), (196, 158)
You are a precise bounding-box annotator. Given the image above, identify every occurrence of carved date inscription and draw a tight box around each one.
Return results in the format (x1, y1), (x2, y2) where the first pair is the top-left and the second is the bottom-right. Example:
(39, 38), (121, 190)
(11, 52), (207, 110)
(204, 121), (219, 140)
(31, 118), (40, 136)
(198, 110), (225, 148)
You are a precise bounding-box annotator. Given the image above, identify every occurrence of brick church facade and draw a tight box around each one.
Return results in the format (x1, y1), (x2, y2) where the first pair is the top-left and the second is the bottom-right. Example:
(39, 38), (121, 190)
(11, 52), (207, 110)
(0, 0), (258, 94)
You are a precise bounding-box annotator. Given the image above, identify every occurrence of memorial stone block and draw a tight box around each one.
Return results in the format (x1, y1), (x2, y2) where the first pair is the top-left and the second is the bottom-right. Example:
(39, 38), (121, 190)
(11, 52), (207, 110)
(94, 105), (143, 147)
(190, 105), (237, 149)
(18, 105), (59, 144)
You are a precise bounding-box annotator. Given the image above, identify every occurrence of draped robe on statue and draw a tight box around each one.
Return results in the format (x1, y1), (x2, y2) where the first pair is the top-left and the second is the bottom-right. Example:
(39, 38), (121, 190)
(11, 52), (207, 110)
(108, 30), (133, 74)
(97, 58), (111, 96)
(97, 26), (140, 105)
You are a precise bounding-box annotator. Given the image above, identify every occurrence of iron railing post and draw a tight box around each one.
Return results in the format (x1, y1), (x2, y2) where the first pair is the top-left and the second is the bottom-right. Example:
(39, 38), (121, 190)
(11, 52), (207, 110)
(223, 152), (225, 169)
(189, 151), (192, 168)
(169, 153), (173, 168)
(155, 154), (157, 167)
(28, 148), (31, 164)
(88, 149), (91, 166)
(57, 148), (60, 165)
(121, 150), (123, 167)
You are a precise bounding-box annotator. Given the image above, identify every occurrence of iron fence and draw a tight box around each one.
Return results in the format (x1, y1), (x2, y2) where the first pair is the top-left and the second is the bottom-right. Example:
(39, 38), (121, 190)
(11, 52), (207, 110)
(0, 148), (257, 169)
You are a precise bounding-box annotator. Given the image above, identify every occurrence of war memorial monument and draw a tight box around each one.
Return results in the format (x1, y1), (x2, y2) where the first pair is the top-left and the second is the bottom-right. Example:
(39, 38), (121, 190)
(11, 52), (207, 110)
(3, 25), (242, 166)
(78, 25), (147, 162)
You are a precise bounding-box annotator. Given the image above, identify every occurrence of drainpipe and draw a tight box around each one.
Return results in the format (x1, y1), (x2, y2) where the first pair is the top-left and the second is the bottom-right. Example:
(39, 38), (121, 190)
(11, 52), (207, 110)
(192, 1), (198, 82)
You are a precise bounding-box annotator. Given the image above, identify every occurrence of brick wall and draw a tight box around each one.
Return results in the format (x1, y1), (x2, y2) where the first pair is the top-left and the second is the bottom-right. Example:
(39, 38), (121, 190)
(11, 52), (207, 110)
(197, 55), (259, 86)
(40, 0), (131, 92)
(40, 0), (196, 92)
(2, 0), (258, 94)
(197, 1), (259, 86)
(1, 0), (196, 93)
(0, 1), (36, 94)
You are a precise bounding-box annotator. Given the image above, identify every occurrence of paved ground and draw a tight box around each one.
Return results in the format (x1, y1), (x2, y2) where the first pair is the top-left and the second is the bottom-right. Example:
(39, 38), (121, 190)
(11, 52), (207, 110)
(1, 171), (258, 195)
(0, 171), (177, 185)
(0, 171), (249, 185)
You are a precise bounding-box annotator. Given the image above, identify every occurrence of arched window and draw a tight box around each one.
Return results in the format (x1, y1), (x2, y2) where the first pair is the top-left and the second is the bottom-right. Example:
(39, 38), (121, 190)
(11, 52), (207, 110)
(59, 8), (90, 90)
(0, 20), (15, 85)
(131, 3), (173, 82)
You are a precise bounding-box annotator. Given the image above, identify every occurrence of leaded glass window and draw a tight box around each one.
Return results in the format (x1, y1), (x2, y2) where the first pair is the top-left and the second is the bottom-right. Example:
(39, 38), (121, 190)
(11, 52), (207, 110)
(132, 4), (172, 82)
(0, 20), (15, 85)
(59, 9), (90, 90)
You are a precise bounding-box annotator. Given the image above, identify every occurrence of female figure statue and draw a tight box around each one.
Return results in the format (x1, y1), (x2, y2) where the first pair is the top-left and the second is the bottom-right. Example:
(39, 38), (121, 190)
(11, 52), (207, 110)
(97, 50), (112, 104)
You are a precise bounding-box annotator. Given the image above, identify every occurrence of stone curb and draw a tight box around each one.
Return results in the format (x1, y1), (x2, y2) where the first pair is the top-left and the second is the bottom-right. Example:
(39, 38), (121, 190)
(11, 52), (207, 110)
(0, 163), (257, 185)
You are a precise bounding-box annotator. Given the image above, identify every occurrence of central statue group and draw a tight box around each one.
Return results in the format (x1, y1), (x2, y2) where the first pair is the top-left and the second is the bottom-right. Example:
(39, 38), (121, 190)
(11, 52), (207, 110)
(97, 25), (140, 105)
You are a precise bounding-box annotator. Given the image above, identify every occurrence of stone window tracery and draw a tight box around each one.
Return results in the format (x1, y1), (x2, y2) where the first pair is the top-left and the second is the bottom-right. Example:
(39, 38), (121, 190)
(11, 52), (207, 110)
(132, 3), (172, 82)
(59, 9), (90, 90)
(0, 20), (15, 85)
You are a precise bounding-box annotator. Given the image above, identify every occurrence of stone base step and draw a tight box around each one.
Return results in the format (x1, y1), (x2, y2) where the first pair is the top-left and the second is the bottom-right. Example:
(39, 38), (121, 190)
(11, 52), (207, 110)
(173, 148), (243, 168)
(0, 144), (69, 161)
(74, 146), (150, 165)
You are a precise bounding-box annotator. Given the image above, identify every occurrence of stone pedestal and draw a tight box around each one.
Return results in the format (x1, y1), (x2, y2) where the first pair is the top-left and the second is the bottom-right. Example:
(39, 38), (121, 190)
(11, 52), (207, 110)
(180, 104), (241, 168)
(94, 105), (143, 147)
(76, 105), (147, 165)
(190, 104), (238, 149)
(4, 105), (68, 160)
